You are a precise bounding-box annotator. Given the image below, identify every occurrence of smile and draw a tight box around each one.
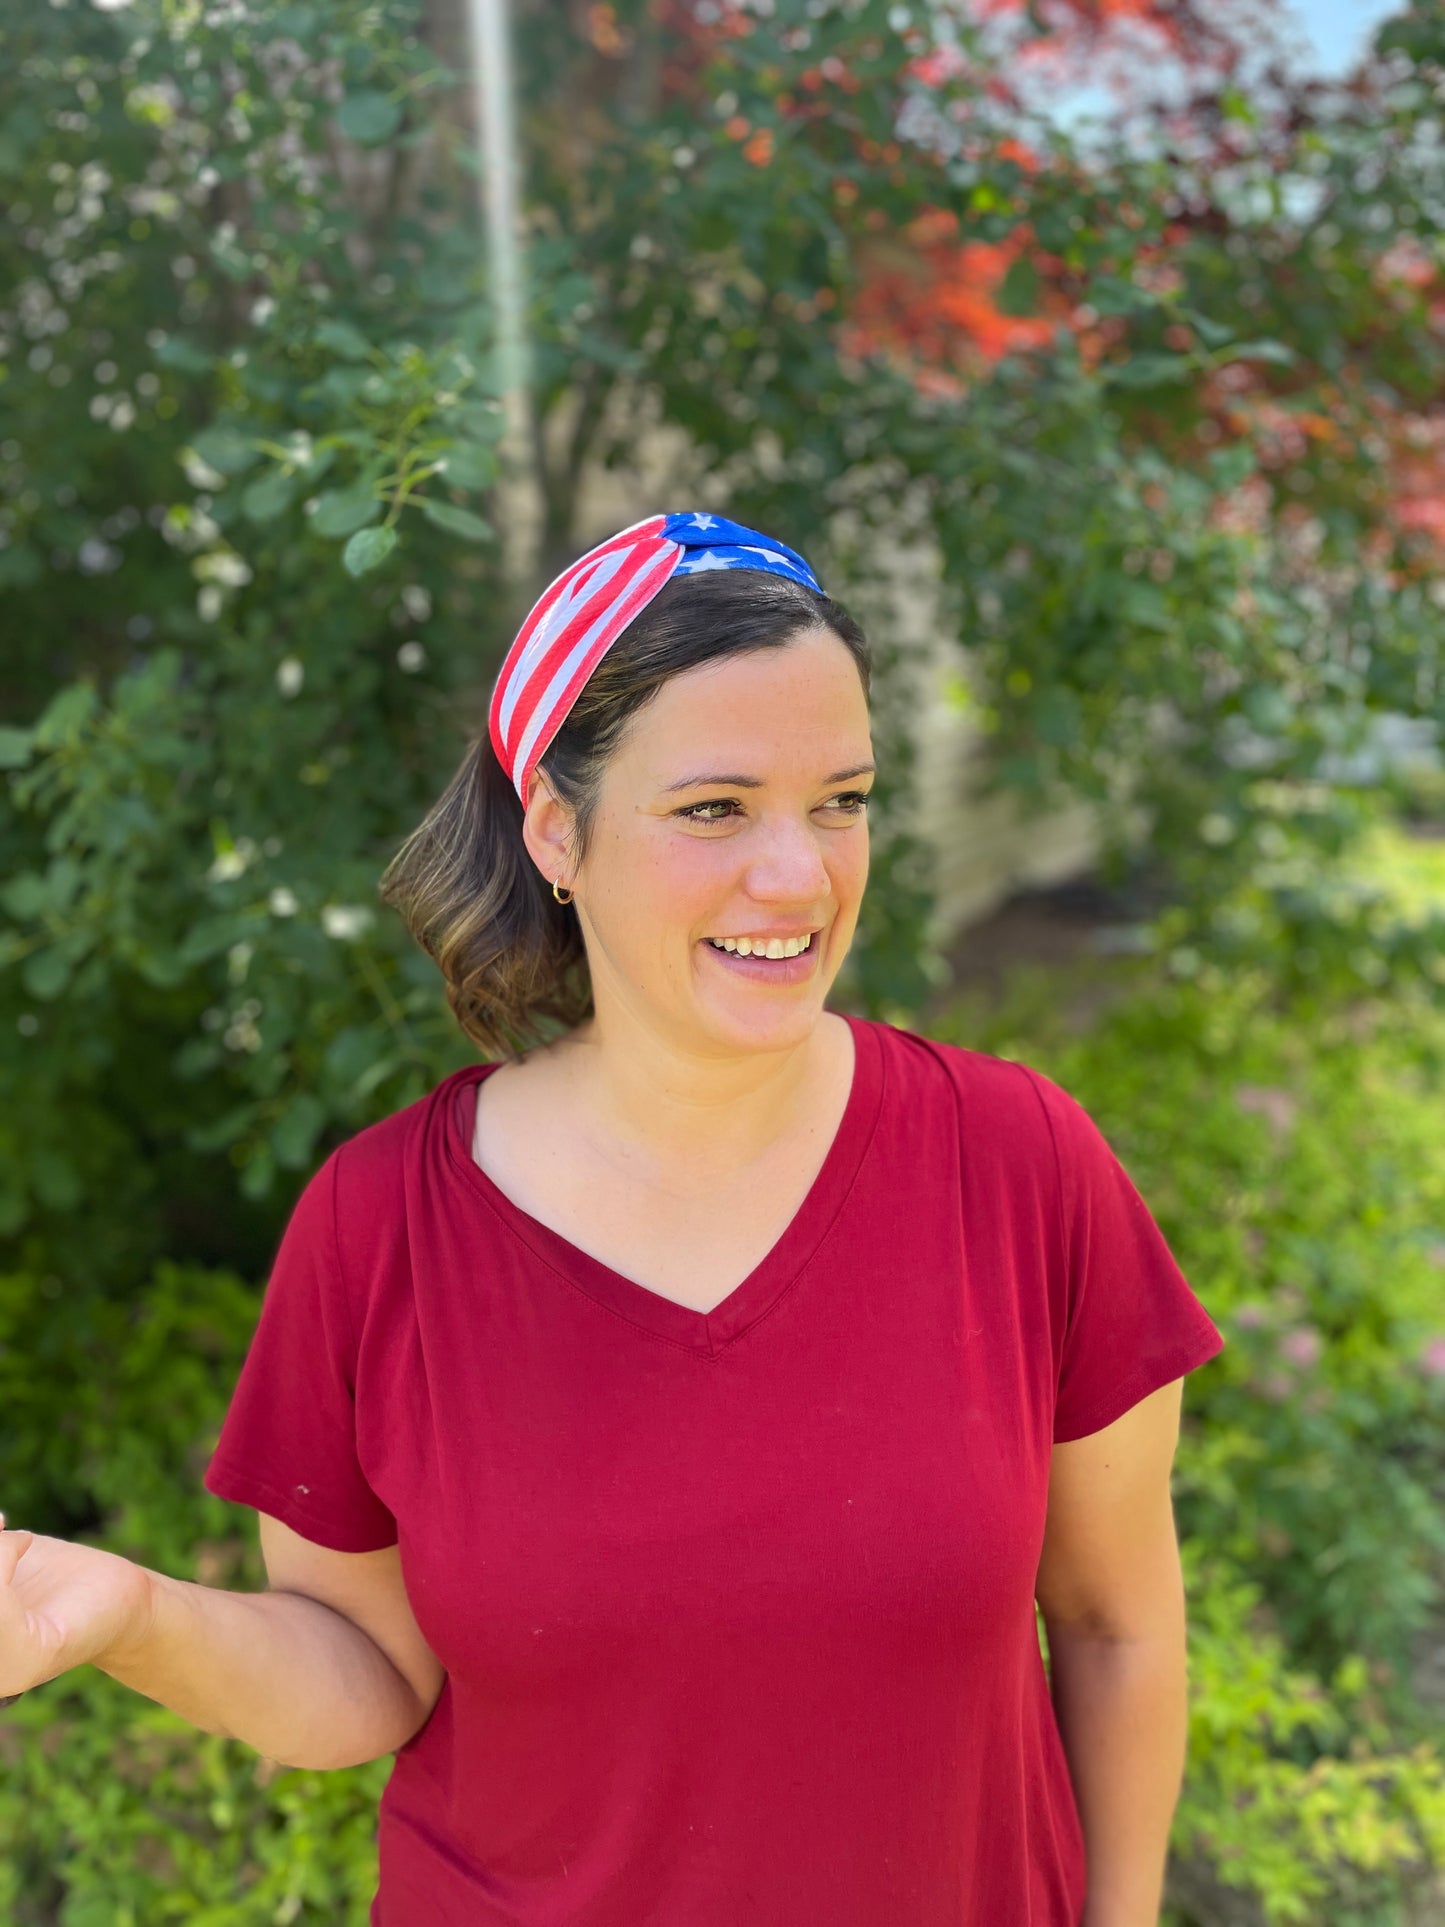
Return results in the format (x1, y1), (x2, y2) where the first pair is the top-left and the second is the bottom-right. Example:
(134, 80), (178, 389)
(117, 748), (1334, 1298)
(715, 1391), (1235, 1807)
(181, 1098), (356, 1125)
(705, 932), (814, 959)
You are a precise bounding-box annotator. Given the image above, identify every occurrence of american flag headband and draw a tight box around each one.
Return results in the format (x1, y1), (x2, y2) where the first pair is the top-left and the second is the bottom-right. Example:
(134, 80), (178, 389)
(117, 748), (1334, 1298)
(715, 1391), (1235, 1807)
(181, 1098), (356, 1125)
(487, 510), (824, 806)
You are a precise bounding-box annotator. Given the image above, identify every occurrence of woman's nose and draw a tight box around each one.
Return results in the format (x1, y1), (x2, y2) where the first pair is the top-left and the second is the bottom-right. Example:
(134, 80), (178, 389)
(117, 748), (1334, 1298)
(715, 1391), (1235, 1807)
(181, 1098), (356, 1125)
(742, 819), (834, 900)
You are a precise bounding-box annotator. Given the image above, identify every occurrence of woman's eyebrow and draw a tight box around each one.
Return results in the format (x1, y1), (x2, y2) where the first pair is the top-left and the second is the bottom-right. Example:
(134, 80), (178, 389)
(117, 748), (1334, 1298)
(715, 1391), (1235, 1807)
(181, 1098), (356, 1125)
(659, 762), (876, 794)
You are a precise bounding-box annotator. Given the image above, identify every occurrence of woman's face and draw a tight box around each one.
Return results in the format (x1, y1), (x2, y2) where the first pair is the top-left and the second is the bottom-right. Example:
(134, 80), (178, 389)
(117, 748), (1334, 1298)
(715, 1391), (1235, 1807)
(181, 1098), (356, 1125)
(533, 627), (874, 1059)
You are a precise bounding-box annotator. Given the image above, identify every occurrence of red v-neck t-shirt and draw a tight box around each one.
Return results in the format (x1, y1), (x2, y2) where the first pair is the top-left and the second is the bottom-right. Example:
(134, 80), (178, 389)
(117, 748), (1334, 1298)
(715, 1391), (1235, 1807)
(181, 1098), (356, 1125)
(203, 1013), (1224, 1925)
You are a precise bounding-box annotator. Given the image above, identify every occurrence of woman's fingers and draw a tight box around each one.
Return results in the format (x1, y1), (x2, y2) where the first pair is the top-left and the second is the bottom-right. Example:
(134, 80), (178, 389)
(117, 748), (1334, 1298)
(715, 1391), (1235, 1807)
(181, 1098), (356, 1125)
(0, 1513), (35, 1587)
(0, 1532), (35, 1585)
(0, 1512), (37, 1699)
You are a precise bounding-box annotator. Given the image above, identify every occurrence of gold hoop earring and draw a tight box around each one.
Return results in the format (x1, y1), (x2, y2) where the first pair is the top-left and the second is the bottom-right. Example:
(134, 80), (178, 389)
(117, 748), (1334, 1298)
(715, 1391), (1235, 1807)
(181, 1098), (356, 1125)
(552, 877), (574, 905)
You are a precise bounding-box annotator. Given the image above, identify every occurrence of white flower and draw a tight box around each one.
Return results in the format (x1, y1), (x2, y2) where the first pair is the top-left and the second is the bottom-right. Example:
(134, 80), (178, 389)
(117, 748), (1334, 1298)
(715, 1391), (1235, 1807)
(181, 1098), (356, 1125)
(268, 887), (299, 917)
(321, 904), (374, 941)
(276, 657), (304, 697)
(195, 550), (253, 587)
(208, 837), (257, 886)
(78, 538), (121, 575)
(397, 640), (426, 673)
(207, 849), (248, 884)
(223, 1017), (263, 1053)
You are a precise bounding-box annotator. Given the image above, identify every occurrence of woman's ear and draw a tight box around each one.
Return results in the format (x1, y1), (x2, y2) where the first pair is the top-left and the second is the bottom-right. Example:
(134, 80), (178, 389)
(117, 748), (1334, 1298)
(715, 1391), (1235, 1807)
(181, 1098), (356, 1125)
(520, 769), (578, 891)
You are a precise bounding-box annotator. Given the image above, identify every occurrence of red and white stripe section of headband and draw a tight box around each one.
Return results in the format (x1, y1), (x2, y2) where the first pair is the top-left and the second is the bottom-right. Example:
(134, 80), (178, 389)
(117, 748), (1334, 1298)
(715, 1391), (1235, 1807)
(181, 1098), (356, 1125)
(487, 515), (677, 805)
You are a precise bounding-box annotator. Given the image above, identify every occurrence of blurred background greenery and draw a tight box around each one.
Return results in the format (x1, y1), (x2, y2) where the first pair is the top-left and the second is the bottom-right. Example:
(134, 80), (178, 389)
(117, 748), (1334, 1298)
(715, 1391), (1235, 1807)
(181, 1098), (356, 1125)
(2, 0), (1444, 1921)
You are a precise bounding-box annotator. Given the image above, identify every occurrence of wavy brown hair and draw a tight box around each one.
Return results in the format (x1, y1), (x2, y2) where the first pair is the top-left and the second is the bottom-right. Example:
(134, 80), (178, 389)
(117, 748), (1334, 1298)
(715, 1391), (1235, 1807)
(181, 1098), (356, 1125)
(377, 565), (872, 1060)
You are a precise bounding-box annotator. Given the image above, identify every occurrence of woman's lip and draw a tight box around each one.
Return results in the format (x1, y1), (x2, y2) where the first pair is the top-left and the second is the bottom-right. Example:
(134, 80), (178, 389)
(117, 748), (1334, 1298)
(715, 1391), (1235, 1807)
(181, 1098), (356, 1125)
(698, 934), (823, 981)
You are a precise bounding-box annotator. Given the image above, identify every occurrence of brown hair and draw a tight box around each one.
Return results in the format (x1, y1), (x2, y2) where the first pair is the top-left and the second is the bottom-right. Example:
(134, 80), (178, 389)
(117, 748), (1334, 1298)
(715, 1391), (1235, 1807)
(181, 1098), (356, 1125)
(377, 566), (872, 1060)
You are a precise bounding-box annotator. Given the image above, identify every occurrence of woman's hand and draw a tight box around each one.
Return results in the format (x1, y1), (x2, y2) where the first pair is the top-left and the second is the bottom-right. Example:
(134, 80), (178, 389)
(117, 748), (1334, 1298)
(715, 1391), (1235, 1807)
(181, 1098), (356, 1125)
(0, 1509), (155, 1698)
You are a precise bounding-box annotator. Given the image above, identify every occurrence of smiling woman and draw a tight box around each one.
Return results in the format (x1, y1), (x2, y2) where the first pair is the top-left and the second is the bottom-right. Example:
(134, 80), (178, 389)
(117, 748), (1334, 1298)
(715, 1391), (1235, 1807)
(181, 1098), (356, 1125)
(376, 527), (874, 1062)
(114, 511), (1225, 1927)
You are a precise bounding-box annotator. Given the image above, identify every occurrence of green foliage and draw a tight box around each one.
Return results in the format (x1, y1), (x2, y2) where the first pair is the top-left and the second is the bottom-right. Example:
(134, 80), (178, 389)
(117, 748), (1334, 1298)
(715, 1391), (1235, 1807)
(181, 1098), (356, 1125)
(935, 959), (1445, 1922)
(0, 1259), (386, 1922)
(5, 965), (1442, 1921)
(0, 1672), (386, 1924)
(4, 0), (1445, 1918)
(4, 0), (1444, 1251)
(1177, 1553), (1445, 1925)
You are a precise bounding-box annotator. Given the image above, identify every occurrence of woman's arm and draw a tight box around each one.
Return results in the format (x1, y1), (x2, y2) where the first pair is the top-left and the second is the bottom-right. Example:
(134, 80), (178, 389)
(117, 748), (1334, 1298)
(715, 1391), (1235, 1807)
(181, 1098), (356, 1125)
(1034, 1379), (1192, 1927)
(1, 1515), (437, 1772)
(102, 1556), (433, 1771)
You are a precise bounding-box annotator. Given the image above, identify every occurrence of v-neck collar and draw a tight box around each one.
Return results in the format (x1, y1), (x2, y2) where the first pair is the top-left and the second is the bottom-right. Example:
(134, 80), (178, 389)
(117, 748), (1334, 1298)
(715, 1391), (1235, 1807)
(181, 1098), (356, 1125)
(441, 1012), (885, 1357)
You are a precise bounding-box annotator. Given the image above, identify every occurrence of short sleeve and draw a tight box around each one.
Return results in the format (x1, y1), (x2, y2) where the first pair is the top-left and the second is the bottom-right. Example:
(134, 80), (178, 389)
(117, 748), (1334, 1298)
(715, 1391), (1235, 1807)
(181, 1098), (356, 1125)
(1020, 1065), (1225, 1443)
(203, 1151), (398, 1552)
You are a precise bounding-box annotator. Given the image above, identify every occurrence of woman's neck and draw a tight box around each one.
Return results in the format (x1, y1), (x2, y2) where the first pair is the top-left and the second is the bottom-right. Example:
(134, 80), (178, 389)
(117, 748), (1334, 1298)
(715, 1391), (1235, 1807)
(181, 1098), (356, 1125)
(532, 1009), (852, 1188)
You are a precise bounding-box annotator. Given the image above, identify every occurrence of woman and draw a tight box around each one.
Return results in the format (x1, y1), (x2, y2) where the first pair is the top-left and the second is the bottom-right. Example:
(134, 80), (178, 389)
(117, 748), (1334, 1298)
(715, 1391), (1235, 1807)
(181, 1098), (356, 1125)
(0, 511), (1223, 1926)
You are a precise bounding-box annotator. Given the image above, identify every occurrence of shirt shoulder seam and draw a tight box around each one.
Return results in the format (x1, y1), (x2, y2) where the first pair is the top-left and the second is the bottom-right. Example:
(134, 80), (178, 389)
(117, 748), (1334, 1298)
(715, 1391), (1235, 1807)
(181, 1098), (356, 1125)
(326, 1144), (364, 1366)
(1012, 1060), (1069, 1280)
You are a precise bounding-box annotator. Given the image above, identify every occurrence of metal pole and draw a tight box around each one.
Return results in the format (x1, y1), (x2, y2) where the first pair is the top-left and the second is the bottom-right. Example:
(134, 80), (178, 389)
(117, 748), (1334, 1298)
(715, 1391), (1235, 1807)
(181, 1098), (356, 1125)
(468, 0), (542, 600)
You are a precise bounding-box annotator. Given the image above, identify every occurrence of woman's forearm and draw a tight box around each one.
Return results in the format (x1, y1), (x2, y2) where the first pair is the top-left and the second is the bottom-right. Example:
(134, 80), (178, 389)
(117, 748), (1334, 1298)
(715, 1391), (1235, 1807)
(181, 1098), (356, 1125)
(96, 1566), (428, 1772)
(1045, 1615), (1189, 1927)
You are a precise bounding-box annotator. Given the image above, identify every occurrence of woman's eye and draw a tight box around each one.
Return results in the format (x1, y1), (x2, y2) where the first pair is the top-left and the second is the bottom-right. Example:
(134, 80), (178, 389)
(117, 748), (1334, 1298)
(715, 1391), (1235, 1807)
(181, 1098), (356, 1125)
(678, 792), (870, 825)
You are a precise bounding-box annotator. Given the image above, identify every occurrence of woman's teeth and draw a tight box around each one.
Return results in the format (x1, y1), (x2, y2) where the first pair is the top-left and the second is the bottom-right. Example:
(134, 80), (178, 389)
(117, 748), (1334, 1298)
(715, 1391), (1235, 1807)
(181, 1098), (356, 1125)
(706, 933), (813, 959)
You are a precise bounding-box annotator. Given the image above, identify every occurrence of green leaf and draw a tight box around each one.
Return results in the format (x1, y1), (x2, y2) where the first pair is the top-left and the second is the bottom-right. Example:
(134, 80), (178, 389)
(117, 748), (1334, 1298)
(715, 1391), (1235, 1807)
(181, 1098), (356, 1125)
(269, 5), (319, 37)
(271, 1092), (327, 1170)
(175, 915), (252, 967)
(1208, 445), (1257, 488)
(0, 543), (42, 590)
(239, 1144), (277, 1201)
(1120, 582), (1173, 631)
(1220, 86), (1257, 125)
(31, 1148), (82, 1211)
(1084, 274), (1138, 318)
(1220, 339), (1297, 368)
(189, 424), (261, 475)
(134, 948), (191, 990)
(185, 1104), (263, 1155)
(419, 499), (492, 541)
(152, 334), (214, 376)
(342, 524), (398, 575)
(447, 400), (504, 440)
(314, 365), (371, 406)
(309, 483), (383, 538)
(241, 469), (301, 523)
(1105, 353), (1195, 390)
(0, 103), (44, 177)
(21, 947), (72, 1000)
(416, 257), (478, 304)
(336, 91), (403, 145)
(0, 725), (33, 769)
(1244, 686), (1293, 734)
(1033, 687), (1081, 748)
(324, 1025), (385, 1089)
(996, 255), (1040, 318)
(1, 872), (49, 918)
(1181, 309), (1236, 349)
(437, 441), (499, 490)
(315, 318), (373, 363)
(33, 681), (98, 748)
(296, 440), (338, 484)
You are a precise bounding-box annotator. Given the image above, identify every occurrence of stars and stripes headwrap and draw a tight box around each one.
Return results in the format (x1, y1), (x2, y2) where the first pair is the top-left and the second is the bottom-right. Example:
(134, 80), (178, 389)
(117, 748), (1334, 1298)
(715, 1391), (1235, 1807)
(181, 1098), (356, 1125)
(488, 510), (824, 805)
